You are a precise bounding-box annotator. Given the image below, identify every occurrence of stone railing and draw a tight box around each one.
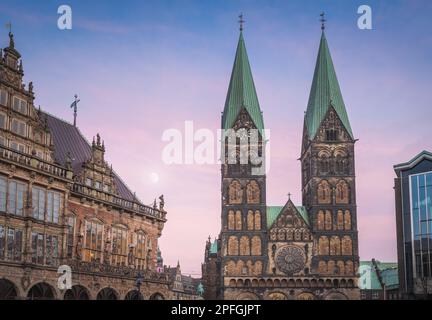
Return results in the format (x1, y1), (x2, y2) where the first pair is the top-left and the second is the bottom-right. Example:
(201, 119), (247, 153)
(71, 183), (167, 221)
(66, 259), (170, 283)
(0, 145), (70, 179)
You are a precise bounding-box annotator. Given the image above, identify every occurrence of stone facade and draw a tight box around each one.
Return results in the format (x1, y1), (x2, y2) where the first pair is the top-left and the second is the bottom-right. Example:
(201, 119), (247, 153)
(0, 32), (171, 300)
(202, 27), (360, 300)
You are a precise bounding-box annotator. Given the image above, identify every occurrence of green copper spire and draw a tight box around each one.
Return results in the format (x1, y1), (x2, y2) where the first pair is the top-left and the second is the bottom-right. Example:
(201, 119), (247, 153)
(305, 31), (354, 139)
(222, 30), (264, 133)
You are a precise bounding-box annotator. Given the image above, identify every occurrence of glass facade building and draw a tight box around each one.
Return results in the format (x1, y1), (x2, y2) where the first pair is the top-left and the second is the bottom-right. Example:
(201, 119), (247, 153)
(394, 151), (432, 299)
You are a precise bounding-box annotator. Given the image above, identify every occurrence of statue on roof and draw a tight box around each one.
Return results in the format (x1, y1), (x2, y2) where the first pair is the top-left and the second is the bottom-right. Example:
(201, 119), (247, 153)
(159, 194), (165, 211)
(196, 282), (204, 297)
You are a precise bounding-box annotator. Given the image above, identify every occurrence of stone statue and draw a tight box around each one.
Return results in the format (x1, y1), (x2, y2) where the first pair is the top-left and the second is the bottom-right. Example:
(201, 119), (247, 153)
(159, 194), (165, 211)
(196, 283), (204, 297)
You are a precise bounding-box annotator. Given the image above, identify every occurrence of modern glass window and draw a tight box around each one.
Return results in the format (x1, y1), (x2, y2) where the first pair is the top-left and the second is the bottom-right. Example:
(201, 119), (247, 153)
(7, 180), (26, 216)
(0, 89), (7, 106)
(32, 186), (46, 220)
(0, 113), (6, 129)
(31, 232), (45, 264)
(46, 235), (58, 266)
(12, 96), (27, 115)
(83, 221), (103, 262)
(11, 119), (26, 137)
(410, 171), (432, 278)
(47, 191), (61, 223)
(0, 176), (6, 212)
(66, 216), (75, 258)
(112, 226), (127, 266)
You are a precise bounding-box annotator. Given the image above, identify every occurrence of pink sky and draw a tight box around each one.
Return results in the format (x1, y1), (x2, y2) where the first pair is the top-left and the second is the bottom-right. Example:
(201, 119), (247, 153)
(2, 1), (431, 276)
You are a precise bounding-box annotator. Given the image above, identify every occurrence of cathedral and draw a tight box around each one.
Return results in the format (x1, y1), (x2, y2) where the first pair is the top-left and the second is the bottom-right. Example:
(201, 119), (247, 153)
(202, 20), (360, 300)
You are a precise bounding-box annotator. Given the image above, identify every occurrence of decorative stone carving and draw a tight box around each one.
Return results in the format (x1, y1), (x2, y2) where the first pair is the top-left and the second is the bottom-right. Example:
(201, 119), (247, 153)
(275, 245), (306, 275)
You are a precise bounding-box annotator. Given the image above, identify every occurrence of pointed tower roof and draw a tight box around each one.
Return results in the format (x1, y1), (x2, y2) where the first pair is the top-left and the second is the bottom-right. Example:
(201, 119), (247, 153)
(222, 31), (264, 133)
(305, 31), (353, 139)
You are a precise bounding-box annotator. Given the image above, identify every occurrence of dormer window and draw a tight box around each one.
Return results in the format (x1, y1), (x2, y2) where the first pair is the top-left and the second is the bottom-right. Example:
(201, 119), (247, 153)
(0, 90), (7, 106)
(326, 129), (337, 141)
(12, 97), (27, 115)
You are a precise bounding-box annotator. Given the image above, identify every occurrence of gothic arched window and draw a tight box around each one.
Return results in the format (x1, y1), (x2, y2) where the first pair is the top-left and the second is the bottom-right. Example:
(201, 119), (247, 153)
(327, 260), (335, 274)
(330, 236), (341, 256)
(342, 236), (353, 255)
(235, 211), (242, 230)
(254, 210), (261, 230)
(335, 180), (349, 204)
(318, 236), (329, 255)
(317, 210), (325, 230)
(337, 210), (344, 230)
(228, 236), (238, 256)
(247, 210), (254, 230)
(345, 260), (354, 275)
(318, 260), (327, 274)
(246, 180), (260, 204)
(228, 180), (243, 204)
(336, 260), (345, 275)
(251, 236), (261, 255)
(344, 210), (352, 230)
(239, 236), (250, 256)
(325, 210), (332, 230)
(228, 210), (235, 230)
(317, 180), (331, 204)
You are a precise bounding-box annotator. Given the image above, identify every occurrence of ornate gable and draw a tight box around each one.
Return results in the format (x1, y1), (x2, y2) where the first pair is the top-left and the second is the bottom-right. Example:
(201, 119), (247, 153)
(269, 200), (311, 242)
(314, 105), (354, 143)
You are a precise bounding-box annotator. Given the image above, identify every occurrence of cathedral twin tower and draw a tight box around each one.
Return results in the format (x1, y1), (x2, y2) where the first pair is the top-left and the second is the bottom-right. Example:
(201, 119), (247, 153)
(202, 19), (360, 300)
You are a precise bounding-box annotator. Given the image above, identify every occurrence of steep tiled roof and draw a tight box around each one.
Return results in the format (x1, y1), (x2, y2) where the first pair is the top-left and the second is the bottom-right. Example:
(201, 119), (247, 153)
(222, 31), (264, 133)
(305, 31), (353, 139)
(43, 111), (136, 202)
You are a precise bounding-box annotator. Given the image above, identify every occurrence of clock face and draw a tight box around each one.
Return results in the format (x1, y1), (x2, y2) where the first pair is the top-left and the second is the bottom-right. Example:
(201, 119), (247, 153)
(275, 245), (306, 275)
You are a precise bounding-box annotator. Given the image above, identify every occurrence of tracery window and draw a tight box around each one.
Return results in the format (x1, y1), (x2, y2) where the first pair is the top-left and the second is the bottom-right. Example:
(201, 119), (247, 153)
(228, 180), (243, 204)
(239, 236), (250, 256)
(246, 180), (260, 204)
(335, 180), (349, 204)
(0, 226), (22, 262)
(330, 236), (341, 255)
(228, 236), (238, 256)
(342, 236), (353, 255)
(247, 210), (254, 230)
(7, 180), (26, 216)
(83, 220), (103, 262)
(337, 260), (345, 275)
(337, 210), (344, 230)
(317, 210), (325, 230)
(235, 210), (242, 230)
(251, 236), (261, 255)
(318, 236), (329, 255)
(254, 211), (261, 230)
(46, 235), (59, 266)
(228, 210), (235, 230)
(318, 260), (327, 273)
(325, 210), (332, 230)
(344, 210), (352, 230)
(345, 260), (354, 275)
(66, 216), (75, 258)
(112, 226), (128, 266)
(135, 231), (147, 270)
(317, 180), (331, 204)
(328, 260), (335, 274)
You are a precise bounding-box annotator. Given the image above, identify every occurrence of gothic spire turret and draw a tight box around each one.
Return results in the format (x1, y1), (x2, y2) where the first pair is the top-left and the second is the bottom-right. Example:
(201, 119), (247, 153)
(304, 26), (353, 140)
(222, 17), (264, 133)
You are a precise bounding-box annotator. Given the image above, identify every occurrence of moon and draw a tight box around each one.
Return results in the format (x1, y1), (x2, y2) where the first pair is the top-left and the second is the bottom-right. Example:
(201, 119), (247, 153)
(149, 172), (160, 184)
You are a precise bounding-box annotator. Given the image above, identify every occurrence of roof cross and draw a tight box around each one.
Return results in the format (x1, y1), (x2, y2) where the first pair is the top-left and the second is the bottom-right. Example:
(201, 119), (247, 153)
(320, 12), (326, 30)
(287, 192), (291, 200)
(238, 13), (245, 32)
(5, 22), (12, 33)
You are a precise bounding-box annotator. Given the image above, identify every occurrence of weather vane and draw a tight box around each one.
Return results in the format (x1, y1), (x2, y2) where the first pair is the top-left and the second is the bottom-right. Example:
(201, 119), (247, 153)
(320, 12), (326, 30)
(238, 13), (245, 32)
(70, 94), (81, 127)
(5, 21), (12, 33)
